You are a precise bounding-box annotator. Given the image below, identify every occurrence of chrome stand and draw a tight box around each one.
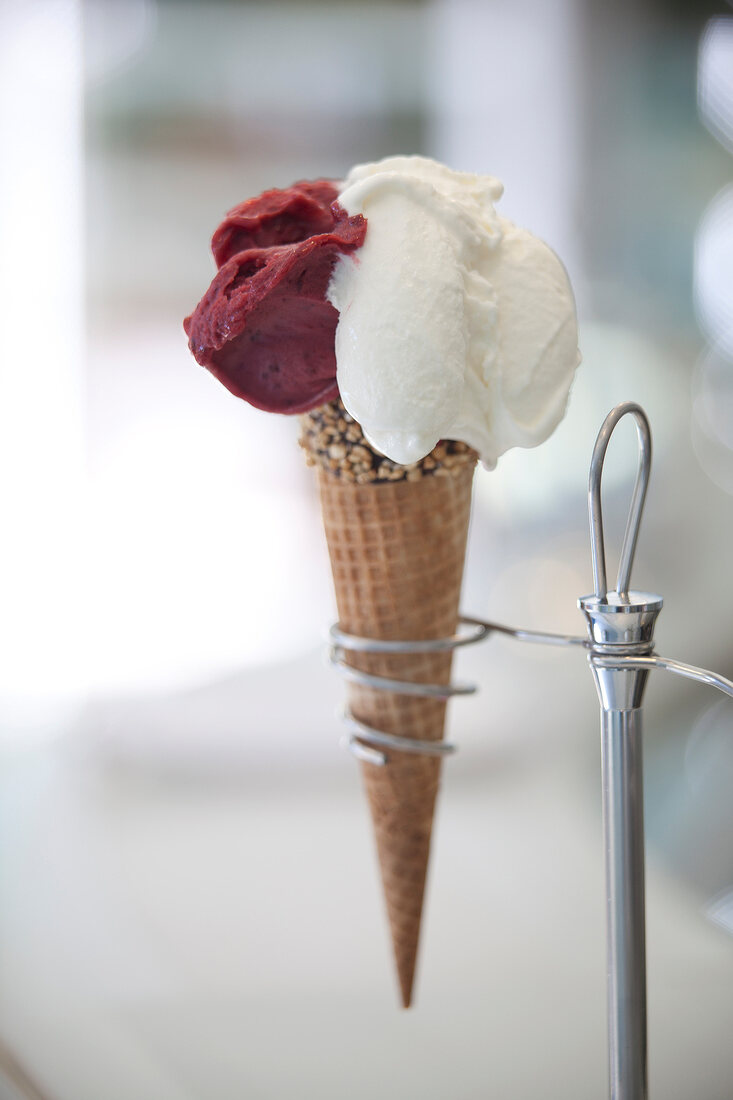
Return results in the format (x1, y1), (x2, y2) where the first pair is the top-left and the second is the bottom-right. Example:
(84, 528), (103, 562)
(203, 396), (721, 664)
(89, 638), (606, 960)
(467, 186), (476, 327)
(579, 403), (658, 1100)
(329, 401), (733, 1099)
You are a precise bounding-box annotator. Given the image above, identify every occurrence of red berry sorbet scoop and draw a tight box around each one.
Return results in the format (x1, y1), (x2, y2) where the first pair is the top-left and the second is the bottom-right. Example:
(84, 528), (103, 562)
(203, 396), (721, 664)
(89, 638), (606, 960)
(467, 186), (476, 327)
(184, 180), (366, 414)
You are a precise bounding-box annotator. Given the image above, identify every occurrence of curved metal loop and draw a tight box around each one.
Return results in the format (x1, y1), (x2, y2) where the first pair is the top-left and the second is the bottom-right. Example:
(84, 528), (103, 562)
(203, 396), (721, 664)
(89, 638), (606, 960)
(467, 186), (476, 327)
(341, 711), (458, 768)
(589, 402), (652, 602)
(329, 616), (492, 655)
(591, 653), (733, 700)
(331, 615), (585, 657)
(329, 648), (475, 698)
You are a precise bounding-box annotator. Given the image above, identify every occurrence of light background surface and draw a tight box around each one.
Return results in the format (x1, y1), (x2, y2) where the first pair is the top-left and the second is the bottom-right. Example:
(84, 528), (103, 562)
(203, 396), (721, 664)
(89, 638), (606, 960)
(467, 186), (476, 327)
(1, 0), (733, 1097)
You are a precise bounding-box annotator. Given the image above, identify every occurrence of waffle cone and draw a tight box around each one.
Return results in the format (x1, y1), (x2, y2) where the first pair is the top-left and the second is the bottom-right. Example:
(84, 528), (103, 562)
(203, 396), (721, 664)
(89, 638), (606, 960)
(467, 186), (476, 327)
(317, 460), (475, 1006)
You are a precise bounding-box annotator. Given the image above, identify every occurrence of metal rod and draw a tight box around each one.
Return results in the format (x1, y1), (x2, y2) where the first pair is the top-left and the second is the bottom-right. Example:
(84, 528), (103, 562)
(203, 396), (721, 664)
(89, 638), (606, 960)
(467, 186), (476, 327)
(593, 654), (733, 699)
(602, 707), (648, 1100)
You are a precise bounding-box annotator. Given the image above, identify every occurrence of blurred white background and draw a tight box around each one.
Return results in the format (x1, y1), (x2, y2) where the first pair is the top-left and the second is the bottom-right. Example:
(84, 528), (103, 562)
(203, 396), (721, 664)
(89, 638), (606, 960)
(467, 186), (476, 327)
(1, 0), (733, 1097)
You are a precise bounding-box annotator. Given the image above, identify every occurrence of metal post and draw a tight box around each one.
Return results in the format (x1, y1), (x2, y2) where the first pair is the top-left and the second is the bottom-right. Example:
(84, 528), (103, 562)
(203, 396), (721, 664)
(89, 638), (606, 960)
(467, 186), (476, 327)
(602, 708), (647, 1100)
(580, 401), (659, 1100)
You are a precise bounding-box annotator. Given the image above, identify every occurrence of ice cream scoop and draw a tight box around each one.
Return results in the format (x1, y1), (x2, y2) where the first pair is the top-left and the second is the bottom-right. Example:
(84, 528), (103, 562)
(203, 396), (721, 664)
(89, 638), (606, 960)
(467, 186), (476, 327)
(184, 180), (366, 414)
(328, 156), (580, 466)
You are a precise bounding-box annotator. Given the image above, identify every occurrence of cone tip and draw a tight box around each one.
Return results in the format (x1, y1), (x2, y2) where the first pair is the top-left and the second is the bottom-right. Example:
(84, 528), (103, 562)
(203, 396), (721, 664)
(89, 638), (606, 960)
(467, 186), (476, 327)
(398, 969), (416, 1009)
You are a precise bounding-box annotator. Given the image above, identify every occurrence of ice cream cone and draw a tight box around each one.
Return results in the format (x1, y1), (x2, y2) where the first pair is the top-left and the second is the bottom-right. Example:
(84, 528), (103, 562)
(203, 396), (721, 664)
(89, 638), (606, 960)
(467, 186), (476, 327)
(184, 157), (580, 1011)
(302, 401), (475, 1007)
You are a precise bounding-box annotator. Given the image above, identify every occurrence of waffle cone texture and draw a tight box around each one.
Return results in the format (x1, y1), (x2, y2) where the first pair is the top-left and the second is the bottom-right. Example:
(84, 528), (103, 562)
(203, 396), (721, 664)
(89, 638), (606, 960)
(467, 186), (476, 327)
(304, 402), (476, 1007)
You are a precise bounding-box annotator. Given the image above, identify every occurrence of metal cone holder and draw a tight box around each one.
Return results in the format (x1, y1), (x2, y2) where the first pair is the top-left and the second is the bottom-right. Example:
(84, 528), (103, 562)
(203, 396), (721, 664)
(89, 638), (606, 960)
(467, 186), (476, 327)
(330, 401), (733, 1100)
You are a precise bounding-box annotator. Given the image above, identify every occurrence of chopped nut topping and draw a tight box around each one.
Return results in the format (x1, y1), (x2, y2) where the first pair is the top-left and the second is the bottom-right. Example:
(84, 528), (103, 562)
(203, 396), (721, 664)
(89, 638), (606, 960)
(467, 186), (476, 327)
(299, 398), (477, 484)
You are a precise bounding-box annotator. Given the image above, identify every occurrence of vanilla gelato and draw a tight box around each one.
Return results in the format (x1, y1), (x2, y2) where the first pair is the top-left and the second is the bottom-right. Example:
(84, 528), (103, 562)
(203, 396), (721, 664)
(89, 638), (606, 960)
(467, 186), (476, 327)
(328, 156), (580, 467)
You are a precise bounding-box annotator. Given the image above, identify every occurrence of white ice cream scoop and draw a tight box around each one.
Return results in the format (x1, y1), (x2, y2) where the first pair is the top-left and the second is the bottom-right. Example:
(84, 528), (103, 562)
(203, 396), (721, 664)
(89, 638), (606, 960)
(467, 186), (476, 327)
(327, 155), (580, 467)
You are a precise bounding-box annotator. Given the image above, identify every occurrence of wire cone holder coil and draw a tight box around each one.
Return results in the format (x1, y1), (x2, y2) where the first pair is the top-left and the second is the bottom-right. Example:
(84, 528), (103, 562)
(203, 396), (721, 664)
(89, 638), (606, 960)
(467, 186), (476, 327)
(328, 401), (733, 1098)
